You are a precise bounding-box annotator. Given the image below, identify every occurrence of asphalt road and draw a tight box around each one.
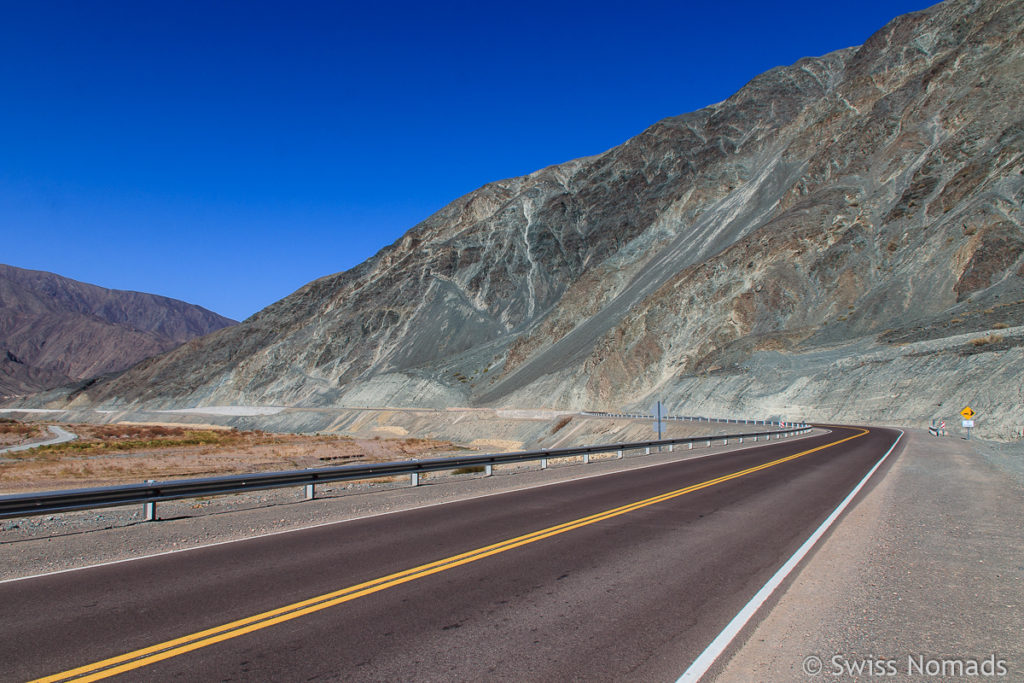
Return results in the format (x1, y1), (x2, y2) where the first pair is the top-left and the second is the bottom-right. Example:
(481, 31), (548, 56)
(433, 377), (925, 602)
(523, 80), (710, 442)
(3, 425), (901, 682)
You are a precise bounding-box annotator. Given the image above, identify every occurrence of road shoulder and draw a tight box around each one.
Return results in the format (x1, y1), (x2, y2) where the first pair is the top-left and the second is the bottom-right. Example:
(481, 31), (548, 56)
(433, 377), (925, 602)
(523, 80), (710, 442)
(712, 429), (1024, 681)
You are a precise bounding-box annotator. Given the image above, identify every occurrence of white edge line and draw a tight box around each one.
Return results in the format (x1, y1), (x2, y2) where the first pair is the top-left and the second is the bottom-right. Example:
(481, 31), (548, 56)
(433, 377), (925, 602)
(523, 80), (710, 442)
(676, 429), (905, 683)
(0, 428), (827, 585)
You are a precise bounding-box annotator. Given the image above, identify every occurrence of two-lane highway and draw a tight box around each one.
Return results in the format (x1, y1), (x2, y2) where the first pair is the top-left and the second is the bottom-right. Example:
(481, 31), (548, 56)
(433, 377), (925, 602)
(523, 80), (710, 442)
(3, 425), (902, 681)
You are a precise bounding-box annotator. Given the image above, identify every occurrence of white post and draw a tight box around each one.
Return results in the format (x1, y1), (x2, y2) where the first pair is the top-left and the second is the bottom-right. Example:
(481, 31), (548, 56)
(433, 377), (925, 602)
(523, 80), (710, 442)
(541, 457), (548, 469)
(583, 453), (590, 464)
(410, 472), (420, 486)
(617, 449), (623, 459)
(485, 464), (493, 476)
(143, 480), (156, 522)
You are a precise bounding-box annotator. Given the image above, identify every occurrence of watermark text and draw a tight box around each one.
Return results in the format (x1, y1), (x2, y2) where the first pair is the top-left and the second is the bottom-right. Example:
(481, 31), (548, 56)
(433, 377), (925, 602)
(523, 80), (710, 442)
(802, 654), (1009, 678)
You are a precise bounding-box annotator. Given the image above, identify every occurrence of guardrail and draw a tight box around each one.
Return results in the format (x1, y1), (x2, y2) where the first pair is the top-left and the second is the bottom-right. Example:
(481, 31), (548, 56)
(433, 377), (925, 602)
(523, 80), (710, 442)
(0, 423), (811, 522)
(582, 412), (796, 426)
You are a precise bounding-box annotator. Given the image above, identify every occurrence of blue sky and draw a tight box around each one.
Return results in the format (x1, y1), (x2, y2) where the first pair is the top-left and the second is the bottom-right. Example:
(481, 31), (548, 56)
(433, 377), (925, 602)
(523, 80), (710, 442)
(1, 0), (935, 321)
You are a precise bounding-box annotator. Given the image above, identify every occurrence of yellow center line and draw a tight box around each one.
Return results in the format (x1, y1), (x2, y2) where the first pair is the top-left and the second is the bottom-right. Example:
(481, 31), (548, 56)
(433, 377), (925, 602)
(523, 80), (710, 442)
(34, 427), (868, 683)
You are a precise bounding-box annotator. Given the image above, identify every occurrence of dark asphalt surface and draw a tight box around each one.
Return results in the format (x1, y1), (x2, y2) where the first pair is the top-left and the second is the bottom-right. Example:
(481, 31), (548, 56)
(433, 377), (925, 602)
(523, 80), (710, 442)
(3, 426), (901, 682)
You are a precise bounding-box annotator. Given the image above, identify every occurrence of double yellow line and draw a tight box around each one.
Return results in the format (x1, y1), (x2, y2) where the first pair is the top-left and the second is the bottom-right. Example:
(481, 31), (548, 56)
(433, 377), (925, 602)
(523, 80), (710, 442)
(35, 427), (867, 682)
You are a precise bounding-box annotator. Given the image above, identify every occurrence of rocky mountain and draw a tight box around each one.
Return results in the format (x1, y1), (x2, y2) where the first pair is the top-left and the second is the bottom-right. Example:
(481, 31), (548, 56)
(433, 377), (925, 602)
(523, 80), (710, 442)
(0, 265), (236, 396)
(31, 0), (1024, 438)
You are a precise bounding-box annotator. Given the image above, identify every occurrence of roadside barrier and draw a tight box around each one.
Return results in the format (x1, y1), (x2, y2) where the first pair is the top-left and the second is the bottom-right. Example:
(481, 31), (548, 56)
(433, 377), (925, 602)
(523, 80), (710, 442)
(0, 421), (812, 522)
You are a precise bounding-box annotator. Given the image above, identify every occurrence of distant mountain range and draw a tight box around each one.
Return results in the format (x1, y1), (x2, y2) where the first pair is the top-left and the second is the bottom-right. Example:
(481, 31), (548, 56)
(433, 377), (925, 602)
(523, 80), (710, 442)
(17, 0), (1024, 438)
(0, 264), (235, 396)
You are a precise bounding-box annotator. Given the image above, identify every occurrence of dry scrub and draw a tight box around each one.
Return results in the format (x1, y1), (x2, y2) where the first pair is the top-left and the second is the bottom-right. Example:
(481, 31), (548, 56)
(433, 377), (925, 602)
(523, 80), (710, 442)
(0, 421), (458, 494)
(0, 418), (44, 447)
(970, 333), (1004, 346)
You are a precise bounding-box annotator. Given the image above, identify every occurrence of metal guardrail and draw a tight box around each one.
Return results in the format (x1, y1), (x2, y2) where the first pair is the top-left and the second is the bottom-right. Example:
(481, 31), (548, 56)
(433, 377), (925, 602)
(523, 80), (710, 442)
(582, 412), (792, 426)
(0, 422), (811, 521)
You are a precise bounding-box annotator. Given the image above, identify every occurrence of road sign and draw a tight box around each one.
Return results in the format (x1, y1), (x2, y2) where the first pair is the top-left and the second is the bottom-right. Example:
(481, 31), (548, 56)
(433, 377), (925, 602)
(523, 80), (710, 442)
(962, 419), (975, 428)
(960, 406), (975, 420)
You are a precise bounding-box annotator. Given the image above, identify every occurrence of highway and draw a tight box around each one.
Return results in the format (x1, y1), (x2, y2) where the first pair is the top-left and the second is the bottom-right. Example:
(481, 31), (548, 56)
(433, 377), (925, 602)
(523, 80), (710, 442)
(3, 425), (902, 682)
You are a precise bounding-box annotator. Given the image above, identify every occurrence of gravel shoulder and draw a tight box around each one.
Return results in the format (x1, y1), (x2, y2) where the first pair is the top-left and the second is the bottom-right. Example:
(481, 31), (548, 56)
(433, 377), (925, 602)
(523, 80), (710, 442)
(0, 430), (820, 582)
(713, 429), (1024, 682)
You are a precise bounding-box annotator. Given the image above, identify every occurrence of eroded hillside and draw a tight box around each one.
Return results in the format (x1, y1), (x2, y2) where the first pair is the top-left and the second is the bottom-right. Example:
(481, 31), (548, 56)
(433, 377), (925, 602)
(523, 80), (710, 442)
(26, 0), (1024, 438)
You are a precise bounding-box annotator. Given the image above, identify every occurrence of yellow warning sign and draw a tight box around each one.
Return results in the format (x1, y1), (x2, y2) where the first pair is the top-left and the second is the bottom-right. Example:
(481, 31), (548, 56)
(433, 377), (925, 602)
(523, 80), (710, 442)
(960, 406), (975, 420)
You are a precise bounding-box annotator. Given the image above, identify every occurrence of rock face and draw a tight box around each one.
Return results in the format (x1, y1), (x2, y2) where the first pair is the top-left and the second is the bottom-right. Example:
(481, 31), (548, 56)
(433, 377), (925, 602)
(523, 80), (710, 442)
(0, 265), (236, 396)
(37, 0), (1024, 438)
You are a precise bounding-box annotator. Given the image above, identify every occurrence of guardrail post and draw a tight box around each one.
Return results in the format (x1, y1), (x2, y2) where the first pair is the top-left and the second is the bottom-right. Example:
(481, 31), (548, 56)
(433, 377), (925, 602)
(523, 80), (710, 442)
(688, 442), (693, 449)
(410, 472), (419, 486)
(617, 449), (623, 459)
(540, 457), (548, 469)
(485, 464), (493, 477)
(724, 438), (729, 445)
(583, 452), (590, 464)
(706, 439), (711, 447)
(645, 446), (650, 455)
(143, 480), (156, 522)
(305, 469), (315, 500)
(739, 437), (743, 444)
(669, 443), (674, 452)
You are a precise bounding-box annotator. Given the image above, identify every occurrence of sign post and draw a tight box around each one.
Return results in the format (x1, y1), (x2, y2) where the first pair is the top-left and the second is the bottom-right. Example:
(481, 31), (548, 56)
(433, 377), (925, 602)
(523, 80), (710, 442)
(960, 406), (976, 440)
(652, 401), (666, 450)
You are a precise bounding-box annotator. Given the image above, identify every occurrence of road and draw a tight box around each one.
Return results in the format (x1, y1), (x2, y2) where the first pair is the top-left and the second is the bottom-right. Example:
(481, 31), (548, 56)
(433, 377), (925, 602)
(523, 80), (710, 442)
(0, 425), (77, 455)
(3, 425), (901, 682)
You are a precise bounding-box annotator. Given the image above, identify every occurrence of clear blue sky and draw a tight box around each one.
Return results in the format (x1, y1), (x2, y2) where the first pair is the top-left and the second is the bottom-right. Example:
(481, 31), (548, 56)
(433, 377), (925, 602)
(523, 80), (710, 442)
(1, 0), (935, 321)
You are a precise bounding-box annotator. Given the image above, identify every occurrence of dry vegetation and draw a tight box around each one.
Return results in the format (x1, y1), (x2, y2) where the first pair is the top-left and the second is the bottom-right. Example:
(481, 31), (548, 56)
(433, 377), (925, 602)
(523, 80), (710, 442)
(0, 418), (44, 446)
(970, 333), (1005, 346)
(550, 415), (573, 434)
(0, 420), (458, 494)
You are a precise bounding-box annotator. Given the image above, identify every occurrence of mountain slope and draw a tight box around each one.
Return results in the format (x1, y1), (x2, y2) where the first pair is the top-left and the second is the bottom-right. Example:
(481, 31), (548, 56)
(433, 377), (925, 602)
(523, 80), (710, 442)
(0, 265), (236, 396)
(39, 0), (1024, 437)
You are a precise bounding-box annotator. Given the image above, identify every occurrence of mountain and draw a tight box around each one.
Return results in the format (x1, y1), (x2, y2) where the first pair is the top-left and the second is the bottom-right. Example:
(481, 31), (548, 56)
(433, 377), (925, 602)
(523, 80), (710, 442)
(0, 265), (236, 396)
(33, 0), (1024, 438)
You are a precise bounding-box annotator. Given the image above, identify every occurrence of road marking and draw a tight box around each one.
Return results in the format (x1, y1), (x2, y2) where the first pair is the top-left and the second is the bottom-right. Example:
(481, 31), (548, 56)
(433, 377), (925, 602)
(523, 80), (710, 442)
(676, 429), (903, 683)
(1, 428), (826, 585)
(32, 428), (865, 683)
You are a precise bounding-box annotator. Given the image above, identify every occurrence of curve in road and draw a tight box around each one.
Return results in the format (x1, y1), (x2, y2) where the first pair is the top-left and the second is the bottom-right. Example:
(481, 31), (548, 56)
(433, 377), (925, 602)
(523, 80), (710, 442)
(6, 425), (902, 682)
